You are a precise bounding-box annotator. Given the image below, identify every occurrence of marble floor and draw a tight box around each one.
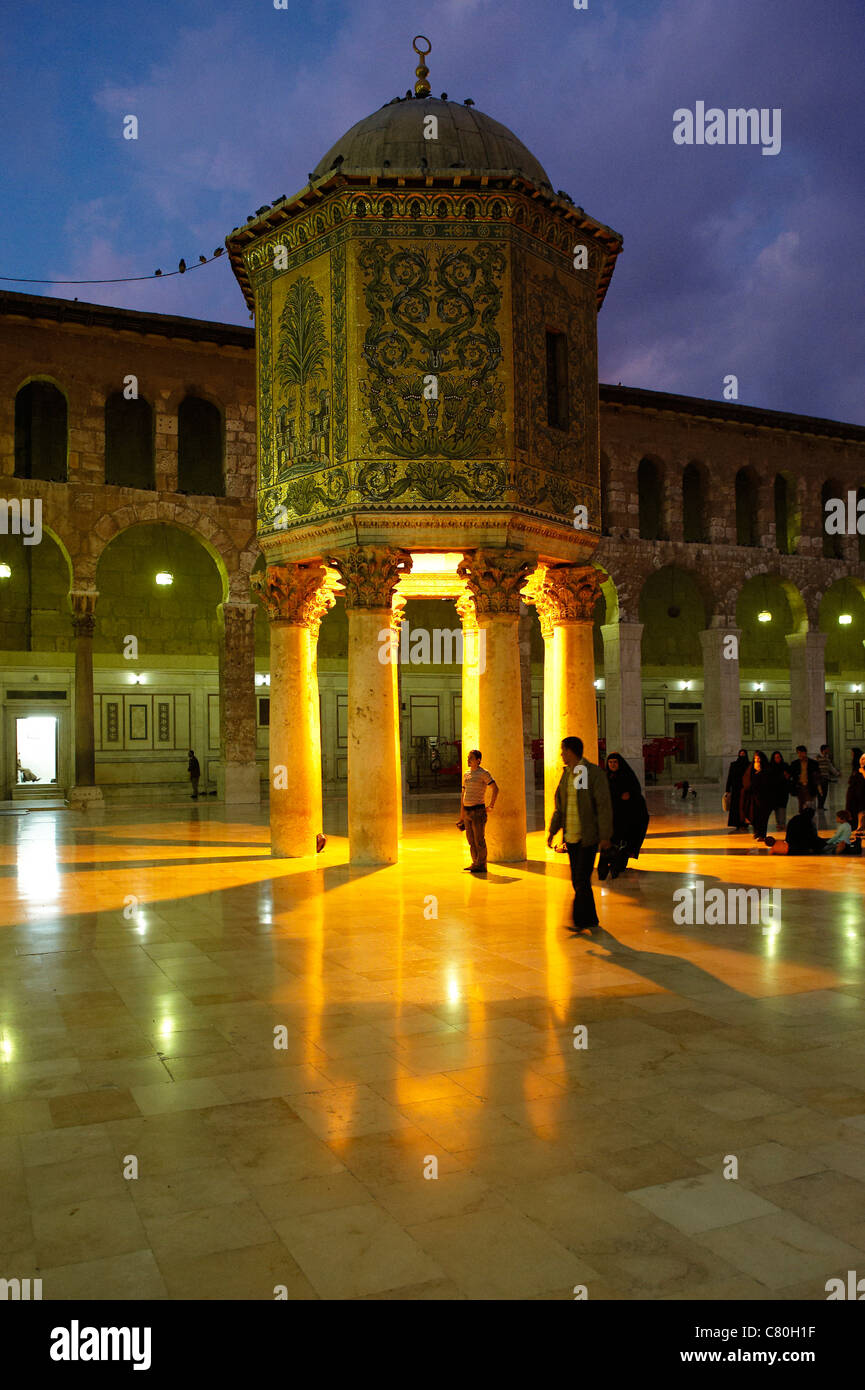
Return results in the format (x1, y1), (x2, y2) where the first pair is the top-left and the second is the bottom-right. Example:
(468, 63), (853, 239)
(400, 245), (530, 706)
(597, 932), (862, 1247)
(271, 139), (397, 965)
(1, 789), (865, 1301)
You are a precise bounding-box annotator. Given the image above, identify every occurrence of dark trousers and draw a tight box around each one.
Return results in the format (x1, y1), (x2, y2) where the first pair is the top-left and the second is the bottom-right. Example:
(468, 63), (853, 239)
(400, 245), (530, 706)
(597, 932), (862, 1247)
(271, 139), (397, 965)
(190, 776), (200, 800)
(795, 786), (815, 812)
(565, 840), (599, 928)
(816, 780), (829, 810)
(464, 805), (487, 866)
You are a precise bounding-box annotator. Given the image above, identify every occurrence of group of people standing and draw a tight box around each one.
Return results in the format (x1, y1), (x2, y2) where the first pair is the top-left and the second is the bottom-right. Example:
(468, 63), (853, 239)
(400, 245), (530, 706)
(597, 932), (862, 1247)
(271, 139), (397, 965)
(725, 743), (865, 854)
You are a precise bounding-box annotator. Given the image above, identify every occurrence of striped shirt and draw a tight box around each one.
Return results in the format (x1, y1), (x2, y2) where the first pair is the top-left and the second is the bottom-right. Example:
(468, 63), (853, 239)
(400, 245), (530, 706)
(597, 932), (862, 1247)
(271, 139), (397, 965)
(462, 766), (495, 807)
(564, 764), (583, 842)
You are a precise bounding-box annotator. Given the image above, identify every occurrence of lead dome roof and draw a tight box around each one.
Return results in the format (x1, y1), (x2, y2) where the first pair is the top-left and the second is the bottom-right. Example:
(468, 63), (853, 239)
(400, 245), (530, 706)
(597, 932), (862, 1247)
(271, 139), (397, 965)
(311, 96), (553, 189)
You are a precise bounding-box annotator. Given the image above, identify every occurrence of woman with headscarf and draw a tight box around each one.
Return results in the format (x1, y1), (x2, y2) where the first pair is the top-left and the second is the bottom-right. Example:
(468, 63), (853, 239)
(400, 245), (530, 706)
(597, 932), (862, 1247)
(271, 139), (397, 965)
(741, 750), (774, 842)
(784, 805), (822, 855)
(767, 750), (791, 830)
(725, 749), (750, 830)
(601, 752), (650, 878)
(846, 750), (865, 848)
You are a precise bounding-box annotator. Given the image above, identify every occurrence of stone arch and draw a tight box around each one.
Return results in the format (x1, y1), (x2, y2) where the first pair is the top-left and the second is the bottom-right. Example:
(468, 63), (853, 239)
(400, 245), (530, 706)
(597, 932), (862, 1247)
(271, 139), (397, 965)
(638, 563), (710, 668)
(80, 502), (238, 600)
(735, 572), (808, 671)
(819, 576), (865, 676)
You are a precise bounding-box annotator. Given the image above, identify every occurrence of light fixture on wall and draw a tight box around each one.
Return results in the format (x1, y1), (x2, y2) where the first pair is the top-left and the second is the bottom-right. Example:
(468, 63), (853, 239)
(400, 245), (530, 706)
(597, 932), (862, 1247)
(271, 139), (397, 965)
(681, 680), (691, 691)
(155, 571), (173, 586)
(755, 682), (764, 692)
(839, 613), (853, 625)
(0, 563), (10, 579)
(757, 610), (772, 623)
(854, 684), (862, 694)
(255, 674), (271, 687)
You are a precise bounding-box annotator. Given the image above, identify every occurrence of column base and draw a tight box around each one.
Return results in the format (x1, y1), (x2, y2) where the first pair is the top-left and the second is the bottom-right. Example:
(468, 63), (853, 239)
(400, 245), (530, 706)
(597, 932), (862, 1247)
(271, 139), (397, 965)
(67, 785), (105, 811)
(218, 762), (261, 806)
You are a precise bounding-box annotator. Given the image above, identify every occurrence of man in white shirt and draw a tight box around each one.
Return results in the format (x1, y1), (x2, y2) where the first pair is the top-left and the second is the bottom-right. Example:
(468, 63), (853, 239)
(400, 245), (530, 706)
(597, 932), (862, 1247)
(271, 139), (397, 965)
(460, 748), (498, 874)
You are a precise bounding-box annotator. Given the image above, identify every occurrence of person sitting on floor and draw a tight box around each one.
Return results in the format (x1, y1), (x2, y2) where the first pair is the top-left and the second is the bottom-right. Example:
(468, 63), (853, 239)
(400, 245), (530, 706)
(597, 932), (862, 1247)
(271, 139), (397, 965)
(820, 810), (854, 855)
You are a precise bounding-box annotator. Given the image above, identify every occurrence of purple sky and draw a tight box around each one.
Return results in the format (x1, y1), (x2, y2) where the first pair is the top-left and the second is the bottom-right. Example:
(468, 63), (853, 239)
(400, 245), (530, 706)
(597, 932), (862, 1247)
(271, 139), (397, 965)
(3, 0), (863, 423)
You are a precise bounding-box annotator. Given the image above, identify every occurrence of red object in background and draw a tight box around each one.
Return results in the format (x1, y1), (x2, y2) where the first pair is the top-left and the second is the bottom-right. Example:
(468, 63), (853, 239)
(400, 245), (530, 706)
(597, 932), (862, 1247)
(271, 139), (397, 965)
(531, 738), (544, 762)
(642, 736), (684, 777)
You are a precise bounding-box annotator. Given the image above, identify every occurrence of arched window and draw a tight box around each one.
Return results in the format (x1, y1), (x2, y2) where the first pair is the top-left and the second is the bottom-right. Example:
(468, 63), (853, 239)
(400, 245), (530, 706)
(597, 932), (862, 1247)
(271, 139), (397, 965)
(822, 479), (844, 559)
(14, 381), (67, 481)
(105, 393), (155, 489)
(735, 467), (758, 547)
(682, 462), (707, 542)
(637, 457), (663, 540)
(178, 396), (224, 496)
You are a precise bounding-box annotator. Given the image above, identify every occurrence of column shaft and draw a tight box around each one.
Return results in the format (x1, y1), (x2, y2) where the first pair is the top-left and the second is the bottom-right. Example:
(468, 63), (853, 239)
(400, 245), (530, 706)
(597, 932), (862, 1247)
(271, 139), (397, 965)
(69, 591), (103, 809)
(699, 626), (742, 781)
(252, 564), (333, 857)
(601, 621), (645, 780)
(348, 608), (400, 864)
(552, 621), (599, 763)
(218, 602), (260, 805)
(787, 631), (828, 752)
(477, 612), (527, 861)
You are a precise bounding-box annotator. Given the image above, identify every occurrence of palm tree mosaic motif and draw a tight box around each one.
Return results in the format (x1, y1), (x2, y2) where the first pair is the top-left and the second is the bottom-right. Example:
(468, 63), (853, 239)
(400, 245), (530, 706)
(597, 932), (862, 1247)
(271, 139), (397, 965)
(275, 275), (331, 475)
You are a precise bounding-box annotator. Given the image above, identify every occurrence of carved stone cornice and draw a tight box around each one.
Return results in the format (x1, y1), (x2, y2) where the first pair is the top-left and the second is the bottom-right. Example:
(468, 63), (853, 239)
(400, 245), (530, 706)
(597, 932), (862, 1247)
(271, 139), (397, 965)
(70, 589), (98, 638)
(541, 564), (602, 624)
(457, 548), (537, 616)
(325, 546), (412, 609)
(251, 563), (330, 627)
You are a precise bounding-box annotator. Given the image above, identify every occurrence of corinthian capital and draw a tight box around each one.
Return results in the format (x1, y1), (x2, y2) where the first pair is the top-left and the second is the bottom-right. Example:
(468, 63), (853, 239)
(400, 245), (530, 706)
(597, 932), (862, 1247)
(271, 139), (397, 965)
(326, 546), (412, 609)
(251, 563), (332, 627)
(541, 564), (601, 624)
(456, 548), (537, 615)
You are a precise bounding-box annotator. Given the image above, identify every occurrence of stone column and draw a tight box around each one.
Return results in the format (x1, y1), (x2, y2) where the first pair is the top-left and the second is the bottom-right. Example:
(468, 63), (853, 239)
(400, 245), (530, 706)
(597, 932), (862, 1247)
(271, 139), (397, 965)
(538, 603), (559, 825)
(455, 589), (480, 758)
(602, 621), (645, 782)
(519, 605), (535, 809)
(391, 593), (407, 838)
(307, 576), (337, 837)
(544, 565), (601, 764)
(787, 630), (828, 752)
(699, 625), (743, 782)
(328, 546), (412, 866)
(68, 590), (103, 809)
(458, 549), (536, 862)
(217, 601), (260, 805)
(252, 564), (332, 856)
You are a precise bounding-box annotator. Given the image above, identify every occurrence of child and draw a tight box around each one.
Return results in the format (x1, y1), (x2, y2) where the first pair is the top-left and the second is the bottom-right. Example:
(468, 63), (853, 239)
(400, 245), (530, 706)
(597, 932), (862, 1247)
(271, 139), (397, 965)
(821, 810), (854, 854)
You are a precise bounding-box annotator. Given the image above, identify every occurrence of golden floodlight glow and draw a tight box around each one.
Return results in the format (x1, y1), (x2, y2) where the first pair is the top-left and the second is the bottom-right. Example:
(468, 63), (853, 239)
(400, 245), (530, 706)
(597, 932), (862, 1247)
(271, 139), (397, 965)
(757, 610), (772, 622)
(408, 552), (464, 575)
(0, 563), (11, 579)
(839, 613), (853, 625)
(155, 571), (173, 586)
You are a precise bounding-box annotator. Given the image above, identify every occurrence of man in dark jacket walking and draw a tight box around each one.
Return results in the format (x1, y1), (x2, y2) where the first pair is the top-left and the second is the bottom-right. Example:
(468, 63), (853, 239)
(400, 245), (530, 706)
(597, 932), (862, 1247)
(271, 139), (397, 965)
(547, 736), (613, 933)
(188, 749), (201, 800)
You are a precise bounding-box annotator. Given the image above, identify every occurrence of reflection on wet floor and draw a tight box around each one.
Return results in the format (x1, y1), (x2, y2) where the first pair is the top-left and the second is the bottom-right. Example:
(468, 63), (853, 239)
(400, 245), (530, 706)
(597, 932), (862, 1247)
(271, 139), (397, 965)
(1, 790), (864, 1300)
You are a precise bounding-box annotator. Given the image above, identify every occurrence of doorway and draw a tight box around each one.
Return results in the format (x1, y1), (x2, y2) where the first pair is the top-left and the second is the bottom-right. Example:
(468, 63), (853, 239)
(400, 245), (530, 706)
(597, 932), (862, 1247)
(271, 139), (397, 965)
(16, 715), (59, 787)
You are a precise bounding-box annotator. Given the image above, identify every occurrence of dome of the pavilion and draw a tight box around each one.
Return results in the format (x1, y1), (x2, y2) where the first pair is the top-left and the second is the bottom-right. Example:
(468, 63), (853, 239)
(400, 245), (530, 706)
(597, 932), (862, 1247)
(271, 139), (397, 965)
(311, 95), (553, 190)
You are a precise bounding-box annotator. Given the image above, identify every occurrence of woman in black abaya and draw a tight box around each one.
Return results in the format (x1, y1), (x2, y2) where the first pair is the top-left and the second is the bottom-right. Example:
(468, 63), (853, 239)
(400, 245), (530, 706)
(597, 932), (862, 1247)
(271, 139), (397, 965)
(601, 752), (650, 878)
(725, 749), (750, 829)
